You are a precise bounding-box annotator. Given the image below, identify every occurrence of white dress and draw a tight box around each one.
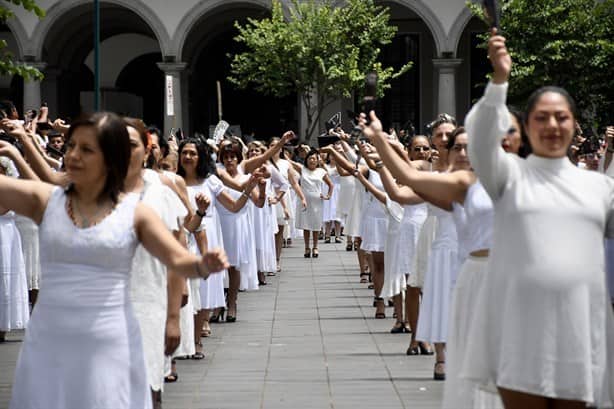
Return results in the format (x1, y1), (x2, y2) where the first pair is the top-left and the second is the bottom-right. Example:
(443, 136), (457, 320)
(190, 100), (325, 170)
(443, 182), (503, 409)
(215, 175), (259, 291)
(358, 171), (388, 252)
(322, 166), (340, 222)
(187, 175), (227, 310)
(130, 170), (187, 392)
(463, 82), (614, 407)
(10, 188), (151, 409)
(415, 205), (458, 343)
(343, 177), (364, 238)
(14, 215), (41, 291)
(253, 177), (280, 273)
(383, 201), (427, 298)
(295, 167), (327, 231)
(0, 212), (29, 332)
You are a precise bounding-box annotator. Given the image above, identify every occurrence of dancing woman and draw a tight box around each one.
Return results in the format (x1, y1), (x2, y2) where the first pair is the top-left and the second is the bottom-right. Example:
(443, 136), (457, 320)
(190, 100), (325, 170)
(1, 113), (227, 409)
(460, 31), (614, 409)
(289, 149), (333, 258)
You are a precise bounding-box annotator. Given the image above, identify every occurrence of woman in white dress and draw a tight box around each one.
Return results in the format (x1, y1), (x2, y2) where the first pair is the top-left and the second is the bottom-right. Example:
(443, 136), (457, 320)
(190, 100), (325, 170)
(322, 142), (388, 317)
(246, 141), (290, 284)
(120, 119), (189, 408)
(268, 137), (306, 271)
(214, 141), (266, 321)
(1, 113), (228, 409)
(460, 32), (614, 409)
(322, 153), (342, 243)
(0, 157), (29, 343)
(290, 149), (333, 258)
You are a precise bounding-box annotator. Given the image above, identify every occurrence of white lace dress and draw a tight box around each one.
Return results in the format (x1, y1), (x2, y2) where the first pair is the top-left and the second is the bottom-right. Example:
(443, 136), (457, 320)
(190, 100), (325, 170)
(10, 188), (151, 409)
(0, 211), (29, 332)
(130, 170), (187, 392)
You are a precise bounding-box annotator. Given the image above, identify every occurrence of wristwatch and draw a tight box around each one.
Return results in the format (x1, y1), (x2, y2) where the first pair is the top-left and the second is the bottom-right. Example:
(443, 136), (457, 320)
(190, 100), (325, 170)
(196, 209), (206, 218)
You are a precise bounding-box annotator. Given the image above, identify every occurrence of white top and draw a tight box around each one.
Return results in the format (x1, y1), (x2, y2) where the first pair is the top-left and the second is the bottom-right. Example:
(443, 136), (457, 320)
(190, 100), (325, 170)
(451, 181), (493, 261)
(462, 81), (614, 406)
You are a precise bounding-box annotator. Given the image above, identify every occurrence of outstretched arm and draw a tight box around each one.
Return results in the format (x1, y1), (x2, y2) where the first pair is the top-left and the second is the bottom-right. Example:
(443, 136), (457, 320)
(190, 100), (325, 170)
(362, 115), (473, 211)
(377, 165), (423, 206)
(0, 141), (40, 181)
(354, 170), (386, 205)
(242, 131), (295, 174)
(0, 175), (53, 223)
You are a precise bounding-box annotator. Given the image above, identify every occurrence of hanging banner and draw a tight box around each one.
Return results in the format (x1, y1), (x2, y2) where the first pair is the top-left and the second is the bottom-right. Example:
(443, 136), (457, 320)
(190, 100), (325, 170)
(166, 74), (174, 117)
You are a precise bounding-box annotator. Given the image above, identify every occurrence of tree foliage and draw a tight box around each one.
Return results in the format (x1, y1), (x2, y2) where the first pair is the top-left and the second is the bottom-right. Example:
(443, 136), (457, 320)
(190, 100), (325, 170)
(469, 0), (614, 130)
(229, 0), (412, 141)
(0, 0), (46, 80)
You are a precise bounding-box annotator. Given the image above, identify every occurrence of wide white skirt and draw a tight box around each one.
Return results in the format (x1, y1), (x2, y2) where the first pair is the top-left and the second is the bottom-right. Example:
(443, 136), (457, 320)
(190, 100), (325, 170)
(442, 256), (503, 409)
(460, 255), (614, 407)
(343, 182), (363, 238)
(254, 204), (278, 273)
(359, 215), (388, 252)
(0, 214), (29, 331)
(416, 243), (458, 343)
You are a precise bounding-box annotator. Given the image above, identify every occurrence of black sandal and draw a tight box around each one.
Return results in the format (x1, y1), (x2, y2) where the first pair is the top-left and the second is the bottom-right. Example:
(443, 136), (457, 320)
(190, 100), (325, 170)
(304, 249), (311, 258)
(164, 372), (178, 383)
(192, 342), (205, 360)
(324, 237), (331, 243)
(312, 248), (319, 258)
(346, 243), (353, 251)
(434, 361), (446, 381)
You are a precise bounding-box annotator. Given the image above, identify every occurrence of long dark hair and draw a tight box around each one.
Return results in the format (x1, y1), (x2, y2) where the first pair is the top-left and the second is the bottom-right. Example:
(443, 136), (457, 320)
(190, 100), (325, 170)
(177, 138), (216, 179)
(65, 112), (129, 204)
(508, 107), (531, 158)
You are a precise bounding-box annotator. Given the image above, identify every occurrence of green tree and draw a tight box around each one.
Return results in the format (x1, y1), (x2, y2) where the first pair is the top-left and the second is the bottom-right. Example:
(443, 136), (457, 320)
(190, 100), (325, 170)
(229, 0), (412, 142)
(469, 0), (614, 129)
(0, 0), (45, 80)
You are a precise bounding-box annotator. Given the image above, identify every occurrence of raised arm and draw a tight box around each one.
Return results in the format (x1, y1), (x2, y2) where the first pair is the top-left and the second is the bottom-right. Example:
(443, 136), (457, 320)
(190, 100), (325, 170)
(465, 30), (514, 200)
(0, 141), (40, 181)
(320, 144), (368, 176)
(242, 131), (295, 174)
(0, 120), (68, 186)
(353, 169), (386, 205)
(362, 115), (472, 211)
(377, 165), (423, 206)
(216, 176), (259, 213)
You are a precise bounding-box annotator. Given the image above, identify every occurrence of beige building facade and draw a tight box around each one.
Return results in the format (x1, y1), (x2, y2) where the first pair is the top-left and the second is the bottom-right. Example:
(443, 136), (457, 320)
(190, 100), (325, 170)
(0, 0), (488, 138)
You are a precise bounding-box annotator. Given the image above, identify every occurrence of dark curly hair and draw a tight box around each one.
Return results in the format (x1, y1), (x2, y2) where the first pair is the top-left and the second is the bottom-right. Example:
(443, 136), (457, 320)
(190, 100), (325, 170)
(218, 141), (244, 164)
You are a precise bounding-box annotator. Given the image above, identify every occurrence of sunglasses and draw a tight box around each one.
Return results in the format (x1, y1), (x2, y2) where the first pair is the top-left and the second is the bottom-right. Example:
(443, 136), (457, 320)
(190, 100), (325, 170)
(412, 146), (430, 152)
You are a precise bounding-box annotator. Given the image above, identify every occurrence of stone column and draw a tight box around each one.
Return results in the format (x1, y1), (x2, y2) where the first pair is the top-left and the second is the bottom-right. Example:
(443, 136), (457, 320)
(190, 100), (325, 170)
(22, 62), (47, 113)
(432, 58), (462, 117)
(156, 62), (187, 137)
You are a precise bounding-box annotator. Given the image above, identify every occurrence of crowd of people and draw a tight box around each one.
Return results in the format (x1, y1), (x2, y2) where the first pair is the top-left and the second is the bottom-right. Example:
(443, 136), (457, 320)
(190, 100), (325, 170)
(0, 29), (613, 409)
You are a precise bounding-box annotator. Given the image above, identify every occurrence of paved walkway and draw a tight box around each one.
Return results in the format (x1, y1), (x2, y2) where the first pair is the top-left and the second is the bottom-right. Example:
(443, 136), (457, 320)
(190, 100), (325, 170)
(0, 239), (444, 409)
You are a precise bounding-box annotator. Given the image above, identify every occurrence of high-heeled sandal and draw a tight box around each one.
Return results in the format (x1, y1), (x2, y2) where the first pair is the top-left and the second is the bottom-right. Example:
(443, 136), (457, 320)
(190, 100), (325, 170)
(406, 343), (420, 355)
(359, 273), (370, 283)
(434, 361), (446, 381)
(346, 242), (353, 251)
(304, 248), (311, 258)
(335, 236), (342, 243)
(374, 297), (386, 319)
(312, 248), (319, 258)
(324, 237), (331, 243)
(419, 342), (434, 355)
(192, 342), (205, 360)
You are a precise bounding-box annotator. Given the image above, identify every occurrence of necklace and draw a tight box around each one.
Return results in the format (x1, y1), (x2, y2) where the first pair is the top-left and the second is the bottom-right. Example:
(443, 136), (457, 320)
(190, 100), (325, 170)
(69, 194), (108, 228)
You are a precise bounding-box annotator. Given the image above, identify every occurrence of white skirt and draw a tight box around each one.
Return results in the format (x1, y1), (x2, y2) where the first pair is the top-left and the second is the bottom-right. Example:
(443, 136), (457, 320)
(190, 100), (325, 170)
(172, 278), (195, 358)
(322, 181), (340, 222)
(254, 204), (277, 273)
(14, 215), (41, 291)
(0, 214), (29, 331)
(343, 184), (363, 238)
(408, 215), (437, 288)
(460, 255), (614, 407)
(359, 215), (388, 252)
(416, 243), (458, 343)
(607, 239), (614, 302)
(443, 256), (503, 409)
(295, 190), (323, 232)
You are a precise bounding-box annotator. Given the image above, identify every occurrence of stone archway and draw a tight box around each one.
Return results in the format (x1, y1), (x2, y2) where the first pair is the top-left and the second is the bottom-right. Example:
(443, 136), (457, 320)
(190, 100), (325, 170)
(34, 2), (164, 124)
(178, 1), (298, 140)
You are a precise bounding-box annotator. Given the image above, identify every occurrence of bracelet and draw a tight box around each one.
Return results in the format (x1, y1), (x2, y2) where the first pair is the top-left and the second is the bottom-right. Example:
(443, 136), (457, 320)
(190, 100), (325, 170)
(374, 160), (384, 169)
(241, 190), (250, 199)
(196, 209), (206, 218)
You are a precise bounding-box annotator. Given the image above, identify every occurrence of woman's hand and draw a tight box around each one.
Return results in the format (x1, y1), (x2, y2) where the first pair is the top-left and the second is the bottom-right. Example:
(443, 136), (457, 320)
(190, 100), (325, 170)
(0, 119), (28, 142)
(281, 130), (295, 145)
(268, 196), (279, 206)
(320, 193), (330, 200)
(300, 198), (307, 210)
(488, 29), (512, 84)
(51, 118), (70, 134)
(195, 193), (211, 213)
(359, 112), (386, 143)
(197, 248), (229, 278)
